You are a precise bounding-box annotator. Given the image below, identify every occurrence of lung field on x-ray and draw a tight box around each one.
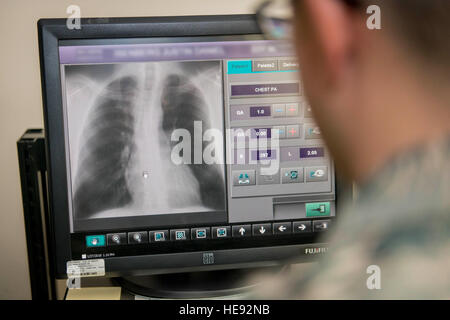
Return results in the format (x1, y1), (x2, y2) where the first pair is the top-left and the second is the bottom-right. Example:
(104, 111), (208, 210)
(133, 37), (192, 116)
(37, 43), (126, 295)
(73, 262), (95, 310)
(65, 61), (225, 220)
(160, 73), (225, 211)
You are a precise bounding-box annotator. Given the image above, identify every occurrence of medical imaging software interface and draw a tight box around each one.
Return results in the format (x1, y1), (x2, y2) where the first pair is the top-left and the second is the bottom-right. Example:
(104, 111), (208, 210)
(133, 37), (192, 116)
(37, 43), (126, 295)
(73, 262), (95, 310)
(59, 38), (335, 257)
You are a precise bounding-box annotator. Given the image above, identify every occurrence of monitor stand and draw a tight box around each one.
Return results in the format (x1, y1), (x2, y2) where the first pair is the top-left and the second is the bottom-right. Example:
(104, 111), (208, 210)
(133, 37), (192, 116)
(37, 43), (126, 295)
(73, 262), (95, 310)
(114, 266), (287, 299)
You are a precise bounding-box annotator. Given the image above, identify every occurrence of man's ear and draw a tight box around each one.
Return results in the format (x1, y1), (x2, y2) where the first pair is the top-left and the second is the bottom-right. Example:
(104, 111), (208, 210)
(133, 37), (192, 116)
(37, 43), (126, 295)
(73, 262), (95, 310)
(302, 0), (355, 85)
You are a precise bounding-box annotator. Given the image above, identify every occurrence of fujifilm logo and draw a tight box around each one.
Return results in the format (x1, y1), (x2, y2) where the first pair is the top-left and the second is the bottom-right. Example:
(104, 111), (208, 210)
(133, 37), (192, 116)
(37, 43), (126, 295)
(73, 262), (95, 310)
(305, 247), (329, 255)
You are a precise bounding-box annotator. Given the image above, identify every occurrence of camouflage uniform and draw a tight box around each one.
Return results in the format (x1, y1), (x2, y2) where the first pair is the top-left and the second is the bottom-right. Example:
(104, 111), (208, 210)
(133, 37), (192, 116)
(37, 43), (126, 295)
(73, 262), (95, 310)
(253, 136), (450, 299)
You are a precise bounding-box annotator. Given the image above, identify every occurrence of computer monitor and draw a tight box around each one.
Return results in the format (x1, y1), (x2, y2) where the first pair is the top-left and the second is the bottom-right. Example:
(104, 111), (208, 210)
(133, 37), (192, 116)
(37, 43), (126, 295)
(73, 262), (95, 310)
(38, 15), (338, 283)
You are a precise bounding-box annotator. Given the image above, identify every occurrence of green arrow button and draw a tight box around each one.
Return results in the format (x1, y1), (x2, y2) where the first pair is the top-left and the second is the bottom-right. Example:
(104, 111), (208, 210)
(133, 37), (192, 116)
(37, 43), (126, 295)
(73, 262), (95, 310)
(306, 202), (331, 217)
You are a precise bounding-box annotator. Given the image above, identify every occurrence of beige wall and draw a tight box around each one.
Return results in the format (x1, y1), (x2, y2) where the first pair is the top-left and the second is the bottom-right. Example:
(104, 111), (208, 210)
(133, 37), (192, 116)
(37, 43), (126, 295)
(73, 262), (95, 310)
(0, 0), (259, 299)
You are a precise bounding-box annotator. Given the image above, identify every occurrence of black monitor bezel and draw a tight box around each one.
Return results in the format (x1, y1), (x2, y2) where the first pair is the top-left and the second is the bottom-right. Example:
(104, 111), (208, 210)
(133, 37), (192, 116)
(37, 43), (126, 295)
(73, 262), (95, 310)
(39, 15), (340, 278)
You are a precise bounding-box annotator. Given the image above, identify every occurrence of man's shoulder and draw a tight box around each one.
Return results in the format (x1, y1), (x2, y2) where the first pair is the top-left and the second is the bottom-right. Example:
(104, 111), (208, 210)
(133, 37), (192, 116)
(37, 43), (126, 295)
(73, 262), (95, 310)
(320, 137), (450, 298)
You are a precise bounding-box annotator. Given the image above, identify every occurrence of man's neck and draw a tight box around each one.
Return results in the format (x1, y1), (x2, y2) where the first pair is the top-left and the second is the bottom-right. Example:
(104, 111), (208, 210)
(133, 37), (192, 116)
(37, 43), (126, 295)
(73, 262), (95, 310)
(346, 50), (450, 184)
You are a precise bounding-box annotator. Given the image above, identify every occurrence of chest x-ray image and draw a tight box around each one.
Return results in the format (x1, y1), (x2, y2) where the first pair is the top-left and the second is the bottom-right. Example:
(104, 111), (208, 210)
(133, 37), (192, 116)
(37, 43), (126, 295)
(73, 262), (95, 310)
(63, 60), (225, 220)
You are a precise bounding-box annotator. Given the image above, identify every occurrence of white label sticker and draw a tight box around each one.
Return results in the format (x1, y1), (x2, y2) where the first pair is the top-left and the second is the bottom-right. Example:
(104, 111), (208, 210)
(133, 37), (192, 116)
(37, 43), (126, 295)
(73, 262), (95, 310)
(67, 259), (105, 278)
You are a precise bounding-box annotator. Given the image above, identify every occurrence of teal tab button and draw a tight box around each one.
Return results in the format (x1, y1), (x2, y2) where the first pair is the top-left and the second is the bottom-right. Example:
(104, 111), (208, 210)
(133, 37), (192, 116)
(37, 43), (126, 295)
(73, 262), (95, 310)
(227, 60), (252, 74)
(306, 202), (331, 217)
(86, 235), (106, 247)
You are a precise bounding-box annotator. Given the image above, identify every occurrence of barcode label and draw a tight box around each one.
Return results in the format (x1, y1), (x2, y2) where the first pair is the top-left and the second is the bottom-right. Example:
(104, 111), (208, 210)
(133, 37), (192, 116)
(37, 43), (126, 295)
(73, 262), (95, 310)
(67, 259), (105, 278)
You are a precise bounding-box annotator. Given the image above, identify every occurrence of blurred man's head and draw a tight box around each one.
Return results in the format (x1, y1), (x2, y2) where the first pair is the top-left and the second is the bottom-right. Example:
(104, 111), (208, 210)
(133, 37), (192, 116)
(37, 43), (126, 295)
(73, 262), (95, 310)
(292, 0), (450, 183)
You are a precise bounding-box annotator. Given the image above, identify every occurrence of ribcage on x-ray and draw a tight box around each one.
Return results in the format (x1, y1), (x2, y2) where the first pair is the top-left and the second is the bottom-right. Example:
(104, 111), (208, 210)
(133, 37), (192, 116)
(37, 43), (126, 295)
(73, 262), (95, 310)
(71, 62), (224, 219)
(73, 76), (137, 219)
(161, 74), (225, 210)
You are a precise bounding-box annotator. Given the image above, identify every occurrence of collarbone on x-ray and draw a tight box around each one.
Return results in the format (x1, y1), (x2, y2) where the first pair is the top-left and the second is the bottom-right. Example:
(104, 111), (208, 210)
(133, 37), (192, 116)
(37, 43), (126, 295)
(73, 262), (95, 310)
(67, 61), (225, 220)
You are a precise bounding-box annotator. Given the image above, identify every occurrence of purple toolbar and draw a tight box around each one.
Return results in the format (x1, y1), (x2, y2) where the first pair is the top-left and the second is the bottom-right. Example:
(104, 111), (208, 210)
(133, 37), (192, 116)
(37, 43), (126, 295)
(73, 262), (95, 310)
(231, 83), (300, 97)
(250, 128), (272, 139)
(249, 106), (271, 117)
(300, 147), (325, 158)
(251, 150), (277, 161)
(59, 40), (295, 64)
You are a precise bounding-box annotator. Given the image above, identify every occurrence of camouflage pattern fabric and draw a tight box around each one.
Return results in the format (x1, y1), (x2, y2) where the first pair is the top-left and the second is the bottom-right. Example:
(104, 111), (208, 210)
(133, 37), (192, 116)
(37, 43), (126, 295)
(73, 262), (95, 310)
(252, 136), (450, 299)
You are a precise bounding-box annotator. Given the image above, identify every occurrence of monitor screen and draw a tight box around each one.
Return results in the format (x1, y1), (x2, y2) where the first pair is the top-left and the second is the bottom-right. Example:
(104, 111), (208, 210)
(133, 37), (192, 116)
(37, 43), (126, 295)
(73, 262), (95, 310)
(40, 16), (336, 277)
(63, 56), (226, 225)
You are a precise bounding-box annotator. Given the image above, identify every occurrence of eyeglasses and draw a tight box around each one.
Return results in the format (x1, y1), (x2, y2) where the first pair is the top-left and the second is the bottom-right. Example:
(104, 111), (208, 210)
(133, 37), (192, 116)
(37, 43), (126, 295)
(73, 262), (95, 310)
(255, 0), (363, 40)
(255, 0), (295, 40)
